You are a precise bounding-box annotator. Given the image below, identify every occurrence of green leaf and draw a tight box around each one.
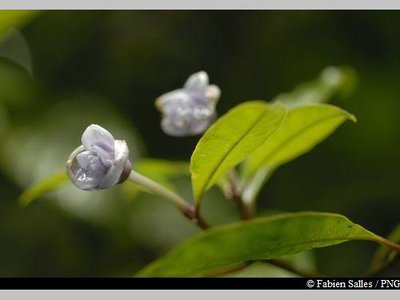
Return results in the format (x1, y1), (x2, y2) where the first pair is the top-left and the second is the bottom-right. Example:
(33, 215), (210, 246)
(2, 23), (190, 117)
(0, 11), (39, 38)
(245, 104), (356, 178)
(18, 171), (68, 207)
(240, 68), (357, 204)
(273, 66), (357, 108)
(190, 101), (287, 202)
(137, 212), (398, 277)
(367, 224), (400, 275)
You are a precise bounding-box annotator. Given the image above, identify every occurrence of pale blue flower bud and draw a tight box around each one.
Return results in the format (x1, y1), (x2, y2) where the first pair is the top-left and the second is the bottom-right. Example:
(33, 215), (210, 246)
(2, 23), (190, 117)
(66, 124), (132, 191)
(155, 71), (221, 136)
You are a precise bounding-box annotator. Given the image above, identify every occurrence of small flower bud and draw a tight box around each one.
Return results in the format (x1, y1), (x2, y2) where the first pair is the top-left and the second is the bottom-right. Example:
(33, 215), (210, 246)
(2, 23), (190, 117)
(66, 124), (132, 191)
(155, 71), (221, 136)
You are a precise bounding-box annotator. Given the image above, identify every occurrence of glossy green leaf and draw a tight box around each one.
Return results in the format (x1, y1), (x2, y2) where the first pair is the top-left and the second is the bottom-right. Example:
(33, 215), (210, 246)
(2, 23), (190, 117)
(246, 104), (356, 177)
(190, 101), (287, 202)
(18, 171), (68, 207)
(0, 11), (39, 38)
(137, 212), (398, 277)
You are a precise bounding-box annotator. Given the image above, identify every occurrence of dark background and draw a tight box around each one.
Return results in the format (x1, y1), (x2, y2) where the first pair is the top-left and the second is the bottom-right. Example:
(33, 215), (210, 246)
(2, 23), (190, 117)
(0, 11), (398, 276)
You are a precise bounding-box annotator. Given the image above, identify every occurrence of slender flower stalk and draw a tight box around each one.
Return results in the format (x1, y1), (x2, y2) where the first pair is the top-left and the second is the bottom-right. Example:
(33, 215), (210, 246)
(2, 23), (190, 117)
(128, 171), (190, 215)
(127, 171), (209, 229)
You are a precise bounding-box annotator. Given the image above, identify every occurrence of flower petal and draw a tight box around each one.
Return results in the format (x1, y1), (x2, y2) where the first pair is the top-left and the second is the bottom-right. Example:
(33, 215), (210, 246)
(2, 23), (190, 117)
(189, 117), (213, 135)
(99, 140), (130, 189)
(76, 150), (108, 173)
(155, 89), (192, 112)
(81, 124), (115, 151)
(184, 71), (208, 95)
(205, 85), (221, 105)
(66, 146), (105, 191)
(74, 168), (103, 190)
(161, 118), (190, 137)
(90, 145), (114, 166)
(75, 150), (95, 169)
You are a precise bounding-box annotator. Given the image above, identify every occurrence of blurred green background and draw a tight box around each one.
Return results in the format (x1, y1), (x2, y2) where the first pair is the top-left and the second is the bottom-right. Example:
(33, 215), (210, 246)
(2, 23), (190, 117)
(0, 10), (399, 277)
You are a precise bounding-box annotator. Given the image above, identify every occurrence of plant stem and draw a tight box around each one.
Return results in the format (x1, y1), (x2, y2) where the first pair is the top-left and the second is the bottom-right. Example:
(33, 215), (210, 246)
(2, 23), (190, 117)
(363, 237), (400, 277)
(193, 203), (211, 230)
(127, 171), (210, 230)
(364, 255), (400, 277)
(377, 237), (400, 252)
(232, 192), (252, 220)
(241, 168), (276, 219)
(227, 169), (253, 220)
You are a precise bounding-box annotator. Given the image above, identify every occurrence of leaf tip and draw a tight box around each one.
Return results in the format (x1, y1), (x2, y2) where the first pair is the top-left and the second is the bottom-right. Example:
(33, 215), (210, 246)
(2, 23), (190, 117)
(348, 113), (357, 123)
(337, 106), (356, 123)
